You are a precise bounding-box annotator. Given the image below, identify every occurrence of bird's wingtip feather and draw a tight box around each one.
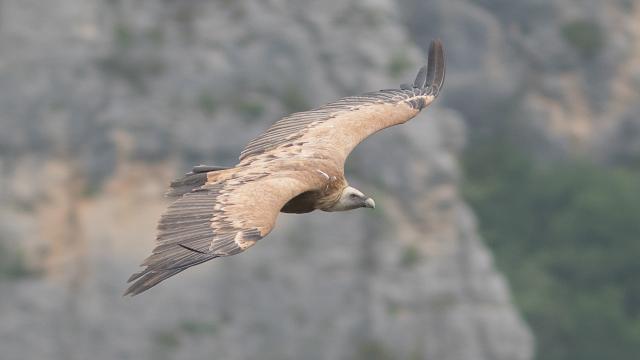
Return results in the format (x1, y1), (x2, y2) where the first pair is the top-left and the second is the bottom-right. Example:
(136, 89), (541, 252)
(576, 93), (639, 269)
(425, 39), (445, 95)
(412, 65), (428, 89)
(405, 39), (445, 96)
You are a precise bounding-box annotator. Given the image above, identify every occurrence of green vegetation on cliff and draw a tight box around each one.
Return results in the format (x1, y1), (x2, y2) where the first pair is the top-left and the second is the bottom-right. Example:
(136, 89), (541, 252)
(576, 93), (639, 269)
(463, 140), (640, 360)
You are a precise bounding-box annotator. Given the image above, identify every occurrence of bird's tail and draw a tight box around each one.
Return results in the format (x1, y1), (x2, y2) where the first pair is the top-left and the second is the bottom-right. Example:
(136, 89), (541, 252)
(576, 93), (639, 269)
(166, 165), (230, 198)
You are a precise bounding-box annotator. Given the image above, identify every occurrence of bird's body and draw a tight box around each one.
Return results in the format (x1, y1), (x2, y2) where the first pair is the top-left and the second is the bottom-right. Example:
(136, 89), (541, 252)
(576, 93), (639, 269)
(125, 40), (446, 296)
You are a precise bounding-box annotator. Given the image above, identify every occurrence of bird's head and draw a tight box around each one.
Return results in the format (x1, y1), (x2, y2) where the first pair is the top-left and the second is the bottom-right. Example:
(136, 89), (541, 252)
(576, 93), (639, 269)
(326, 186), (375, 212)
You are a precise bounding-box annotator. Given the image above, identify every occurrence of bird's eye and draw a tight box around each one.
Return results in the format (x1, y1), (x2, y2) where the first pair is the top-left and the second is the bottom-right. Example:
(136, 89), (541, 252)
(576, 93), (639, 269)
(350, 193), (359, 199)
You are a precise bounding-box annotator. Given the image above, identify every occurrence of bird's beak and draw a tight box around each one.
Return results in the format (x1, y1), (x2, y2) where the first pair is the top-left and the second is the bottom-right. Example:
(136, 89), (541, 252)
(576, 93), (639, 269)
(364, 198), (376, 209)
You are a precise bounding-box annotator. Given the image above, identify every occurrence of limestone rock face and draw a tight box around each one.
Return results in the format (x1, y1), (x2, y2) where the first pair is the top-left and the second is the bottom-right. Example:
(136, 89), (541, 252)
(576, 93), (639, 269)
(0, 1), (532, 359)
(400, 0), (640, 161)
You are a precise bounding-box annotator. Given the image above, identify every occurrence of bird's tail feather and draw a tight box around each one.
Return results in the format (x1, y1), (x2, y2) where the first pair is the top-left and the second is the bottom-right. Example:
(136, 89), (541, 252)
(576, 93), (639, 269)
(165, 165), (230, 198)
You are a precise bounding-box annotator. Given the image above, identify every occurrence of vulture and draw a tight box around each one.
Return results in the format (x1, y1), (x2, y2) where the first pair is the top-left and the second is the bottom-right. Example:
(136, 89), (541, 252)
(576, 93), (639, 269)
(125, 40), (445, 295)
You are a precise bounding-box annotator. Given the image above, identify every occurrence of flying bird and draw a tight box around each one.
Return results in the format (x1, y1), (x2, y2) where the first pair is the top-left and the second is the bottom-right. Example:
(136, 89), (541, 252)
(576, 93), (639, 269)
(125, 40), (445, 295)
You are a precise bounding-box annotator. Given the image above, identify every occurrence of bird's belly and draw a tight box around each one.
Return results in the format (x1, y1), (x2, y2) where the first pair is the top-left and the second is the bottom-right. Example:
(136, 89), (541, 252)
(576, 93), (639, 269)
(280, 191), (319, 214)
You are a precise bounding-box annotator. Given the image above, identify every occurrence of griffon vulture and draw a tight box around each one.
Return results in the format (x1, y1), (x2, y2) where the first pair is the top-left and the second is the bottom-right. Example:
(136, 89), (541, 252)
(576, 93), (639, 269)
(125, 40), (445, 295)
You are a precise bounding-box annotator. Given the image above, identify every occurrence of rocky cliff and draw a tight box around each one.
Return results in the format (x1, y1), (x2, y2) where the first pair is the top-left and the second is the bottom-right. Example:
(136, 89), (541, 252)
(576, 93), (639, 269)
(400, 0), (640, 162)
(0, 1), (533, 359)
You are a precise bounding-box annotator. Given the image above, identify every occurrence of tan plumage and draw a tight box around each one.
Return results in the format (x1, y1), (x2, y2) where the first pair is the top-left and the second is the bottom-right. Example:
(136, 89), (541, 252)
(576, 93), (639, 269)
(125, 40), (445, 295)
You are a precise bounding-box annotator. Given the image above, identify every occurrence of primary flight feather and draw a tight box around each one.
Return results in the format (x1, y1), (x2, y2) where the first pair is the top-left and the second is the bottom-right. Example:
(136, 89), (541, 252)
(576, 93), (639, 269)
(125, 40), (446, 295)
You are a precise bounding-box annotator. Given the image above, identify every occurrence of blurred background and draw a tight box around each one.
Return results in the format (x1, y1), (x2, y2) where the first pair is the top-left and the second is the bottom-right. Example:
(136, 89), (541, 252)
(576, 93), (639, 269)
(0, 0), (638, 359)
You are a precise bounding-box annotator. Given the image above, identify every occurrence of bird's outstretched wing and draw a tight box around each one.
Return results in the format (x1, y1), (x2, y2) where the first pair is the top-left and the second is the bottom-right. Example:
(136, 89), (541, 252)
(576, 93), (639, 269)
(125, 166), (325, 296)
(239, 40), (445, 165)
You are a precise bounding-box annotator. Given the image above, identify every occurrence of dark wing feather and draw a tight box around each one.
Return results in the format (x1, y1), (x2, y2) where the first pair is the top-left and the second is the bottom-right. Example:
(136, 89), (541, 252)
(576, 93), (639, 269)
(125, 187), (242, 296)
(413, 65), (428, 88)
(425, 39), (446, 93)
